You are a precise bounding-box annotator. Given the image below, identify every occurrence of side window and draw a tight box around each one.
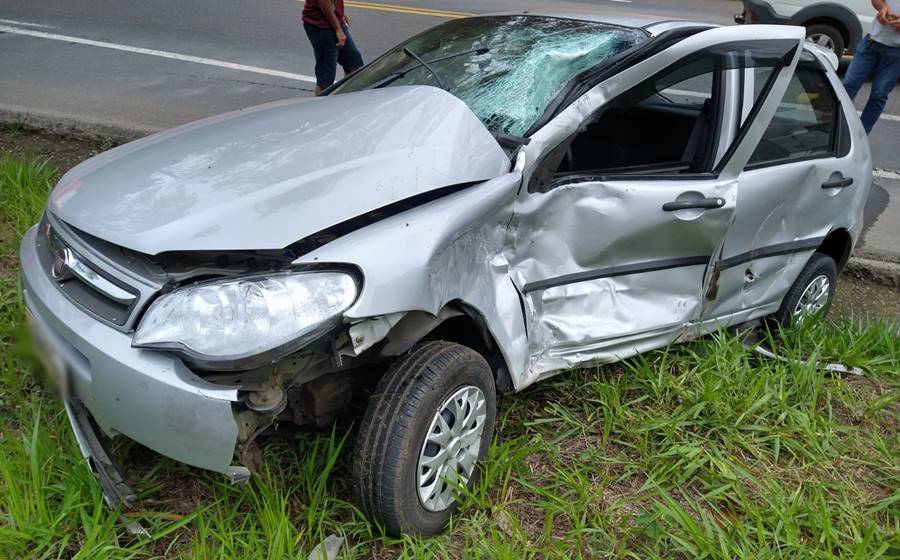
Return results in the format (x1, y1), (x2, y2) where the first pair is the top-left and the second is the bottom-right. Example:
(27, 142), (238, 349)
(659, 73), (714, 107)
(552, 56), (722, 178)
(526, 39), (798, 193)
(747, 63), (838, 167)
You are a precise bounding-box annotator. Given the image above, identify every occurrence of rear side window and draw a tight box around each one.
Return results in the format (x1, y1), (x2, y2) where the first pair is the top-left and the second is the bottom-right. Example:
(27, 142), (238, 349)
(747, 64), (838, 167)
(658, 72), (714, 107)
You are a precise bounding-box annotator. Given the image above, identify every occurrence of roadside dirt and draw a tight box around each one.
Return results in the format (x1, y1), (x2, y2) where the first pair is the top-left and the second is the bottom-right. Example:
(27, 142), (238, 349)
(0, 124), (117, 172)
(832, 276), (900, 323)
(1, 125), (898, 324)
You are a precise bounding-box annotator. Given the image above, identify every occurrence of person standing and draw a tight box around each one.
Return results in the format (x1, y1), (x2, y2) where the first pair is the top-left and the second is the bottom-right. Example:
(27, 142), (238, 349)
(302, 0), (364, 95)
(842, 0), (900, 134)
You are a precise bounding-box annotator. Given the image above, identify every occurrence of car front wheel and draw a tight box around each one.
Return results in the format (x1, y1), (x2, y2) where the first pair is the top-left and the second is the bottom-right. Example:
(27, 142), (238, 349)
(353, 341), (497, 536)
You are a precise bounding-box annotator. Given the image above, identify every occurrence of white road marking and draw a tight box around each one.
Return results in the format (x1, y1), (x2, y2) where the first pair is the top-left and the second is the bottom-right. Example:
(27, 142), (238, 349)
(0, 24), (317, 84)
(0, 18), (57, 29)
(874, 169), (900, 180)
(871, 112), (900, 123)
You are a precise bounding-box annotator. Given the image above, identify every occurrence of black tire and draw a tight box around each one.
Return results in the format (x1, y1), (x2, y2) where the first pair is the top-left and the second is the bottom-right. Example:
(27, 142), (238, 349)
(770, 252), (838, 329)
(353, 341), (497, 536)
(805, 24), (845, 57)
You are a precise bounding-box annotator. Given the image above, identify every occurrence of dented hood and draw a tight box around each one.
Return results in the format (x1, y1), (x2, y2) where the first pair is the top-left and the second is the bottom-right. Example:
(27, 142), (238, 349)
(48, 86), (509, 255)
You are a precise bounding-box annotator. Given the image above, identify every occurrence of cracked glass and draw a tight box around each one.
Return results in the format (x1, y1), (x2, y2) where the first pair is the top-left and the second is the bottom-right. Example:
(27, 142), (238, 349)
(332, 16), (647, 136)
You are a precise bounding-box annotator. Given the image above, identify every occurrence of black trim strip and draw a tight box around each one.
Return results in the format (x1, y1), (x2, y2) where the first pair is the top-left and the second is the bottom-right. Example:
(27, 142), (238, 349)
(511, 277), (528, 337)
(283, 182), (478, 258)
(721, 237), (825, 270)
(523, 255), (710, 294)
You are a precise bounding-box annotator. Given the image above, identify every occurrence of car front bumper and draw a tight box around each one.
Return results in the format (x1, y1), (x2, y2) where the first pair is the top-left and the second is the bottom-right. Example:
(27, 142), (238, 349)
(20, 225), (243, 476)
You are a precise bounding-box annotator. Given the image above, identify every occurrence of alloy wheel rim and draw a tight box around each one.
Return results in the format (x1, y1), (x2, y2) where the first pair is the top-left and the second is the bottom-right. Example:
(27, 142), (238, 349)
(807, 34), (835, 52)
(417, 385), (487, 512)
(792, 274), (831, 323)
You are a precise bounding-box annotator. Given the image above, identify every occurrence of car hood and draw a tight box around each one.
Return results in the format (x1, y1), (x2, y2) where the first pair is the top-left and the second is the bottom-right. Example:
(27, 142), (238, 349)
(48, 86), (509, 255)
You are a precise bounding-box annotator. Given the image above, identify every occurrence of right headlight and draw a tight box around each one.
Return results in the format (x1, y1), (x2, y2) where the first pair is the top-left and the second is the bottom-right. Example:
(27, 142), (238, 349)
(132, 271), (358, 369)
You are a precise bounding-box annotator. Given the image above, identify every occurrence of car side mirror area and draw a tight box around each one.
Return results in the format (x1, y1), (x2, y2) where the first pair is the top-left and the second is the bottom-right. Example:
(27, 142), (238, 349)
(526, 133), (578, 194)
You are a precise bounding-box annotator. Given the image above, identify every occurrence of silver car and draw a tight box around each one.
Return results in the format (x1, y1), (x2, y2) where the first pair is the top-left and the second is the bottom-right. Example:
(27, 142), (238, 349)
(20, 14), (871, 536)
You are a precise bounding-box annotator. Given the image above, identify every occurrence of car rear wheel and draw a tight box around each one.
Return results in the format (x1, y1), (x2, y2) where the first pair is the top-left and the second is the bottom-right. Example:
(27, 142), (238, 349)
(769, 252), (837, 328)
(353, 341), (496, 536)
(805, 24), (845, 58)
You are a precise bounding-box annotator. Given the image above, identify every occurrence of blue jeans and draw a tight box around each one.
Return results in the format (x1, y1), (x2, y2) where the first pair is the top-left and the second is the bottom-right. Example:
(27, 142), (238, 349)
(842, 35), (900, 134)
(303, 22), (364, 89)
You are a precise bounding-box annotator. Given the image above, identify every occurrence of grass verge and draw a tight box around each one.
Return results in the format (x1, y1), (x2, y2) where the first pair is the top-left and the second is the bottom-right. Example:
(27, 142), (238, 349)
(0, 154), (898, 558)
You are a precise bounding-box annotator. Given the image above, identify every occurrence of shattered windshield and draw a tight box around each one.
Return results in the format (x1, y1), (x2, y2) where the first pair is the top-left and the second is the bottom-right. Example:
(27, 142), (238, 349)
(331, 16), (647, 136)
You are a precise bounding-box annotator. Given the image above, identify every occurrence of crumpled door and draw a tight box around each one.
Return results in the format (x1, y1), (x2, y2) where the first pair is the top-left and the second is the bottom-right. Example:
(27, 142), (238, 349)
(506, 24), (805, 385)
(509, 176), (738, 378)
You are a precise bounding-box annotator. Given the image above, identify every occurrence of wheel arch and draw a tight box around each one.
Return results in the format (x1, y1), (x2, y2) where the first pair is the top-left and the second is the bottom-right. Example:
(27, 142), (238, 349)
(380, 301), (516, 394)
(794, 5), (864, 51)
(816, 227), (853, 272)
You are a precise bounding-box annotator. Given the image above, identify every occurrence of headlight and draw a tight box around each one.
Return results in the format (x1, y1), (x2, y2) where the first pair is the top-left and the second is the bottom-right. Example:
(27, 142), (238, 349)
(133, 271), (358, 369)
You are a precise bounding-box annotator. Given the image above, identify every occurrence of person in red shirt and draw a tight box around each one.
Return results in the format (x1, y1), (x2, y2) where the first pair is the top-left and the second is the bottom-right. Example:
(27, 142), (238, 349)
(302, 0), (364, 95)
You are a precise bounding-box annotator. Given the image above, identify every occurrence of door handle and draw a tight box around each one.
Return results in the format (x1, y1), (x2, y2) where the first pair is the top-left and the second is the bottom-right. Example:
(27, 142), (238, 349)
(662, 197), (726, 212)
(821, 177), (853, 189)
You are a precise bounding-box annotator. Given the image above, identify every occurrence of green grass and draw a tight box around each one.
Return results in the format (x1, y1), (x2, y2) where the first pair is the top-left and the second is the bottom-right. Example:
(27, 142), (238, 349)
(0, 153), (898, 558)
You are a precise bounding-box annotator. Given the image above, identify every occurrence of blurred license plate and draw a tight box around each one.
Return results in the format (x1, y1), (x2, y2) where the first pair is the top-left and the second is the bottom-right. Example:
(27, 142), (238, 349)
(26, 312), (70, 397)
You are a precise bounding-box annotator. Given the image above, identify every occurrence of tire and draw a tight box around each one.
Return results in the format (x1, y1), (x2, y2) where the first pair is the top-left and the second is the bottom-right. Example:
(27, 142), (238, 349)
(769, 252), (837, 329)
(805, 24), (845, 58)
(353, 341), (497, 536)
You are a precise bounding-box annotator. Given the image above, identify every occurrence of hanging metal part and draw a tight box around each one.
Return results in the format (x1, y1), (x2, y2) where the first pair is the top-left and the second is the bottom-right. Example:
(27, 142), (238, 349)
(226, 465), (252, 485)
(751, 343), (864, 376)
(741, 329), (864, 376)
(64, 399), (151, 537)
(119, 514), (151, 539)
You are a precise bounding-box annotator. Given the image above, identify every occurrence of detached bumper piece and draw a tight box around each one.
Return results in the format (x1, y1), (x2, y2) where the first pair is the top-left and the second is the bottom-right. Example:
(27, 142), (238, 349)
(64, 399), (150, 538)
(740, 329), (864, 377)
(751, 343), (864, 376)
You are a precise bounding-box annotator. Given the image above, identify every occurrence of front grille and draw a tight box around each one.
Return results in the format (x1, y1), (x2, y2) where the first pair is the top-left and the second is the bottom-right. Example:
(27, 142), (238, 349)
(37, 215), (153, 330)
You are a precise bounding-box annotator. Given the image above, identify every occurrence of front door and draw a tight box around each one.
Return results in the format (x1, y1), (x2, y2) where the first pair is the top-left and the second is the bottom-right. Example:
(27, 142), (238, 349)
(508, 25), (804, 380)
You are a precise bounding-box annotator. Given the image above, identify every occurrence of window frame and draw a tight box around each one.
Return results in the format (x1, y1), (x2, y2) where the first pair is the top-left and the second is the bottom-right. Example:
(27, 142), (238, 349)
(527, 40), (800, 194)
(526, 55), (728, 194)
(743, 56), (844, 171)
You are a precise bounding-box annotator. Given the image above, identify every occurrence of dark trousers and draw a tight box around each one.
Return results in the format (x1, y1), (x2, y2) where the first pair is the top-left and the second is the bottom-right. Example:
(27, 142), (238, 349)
(842, 35), (900, 134)
(303, 22), (364, 89)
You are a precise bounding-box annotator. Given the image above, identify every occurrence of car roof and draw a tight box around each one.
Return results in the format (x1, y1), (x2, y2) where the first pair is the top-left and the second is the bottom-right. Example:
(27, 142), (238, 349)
(476, 12), (718, 36)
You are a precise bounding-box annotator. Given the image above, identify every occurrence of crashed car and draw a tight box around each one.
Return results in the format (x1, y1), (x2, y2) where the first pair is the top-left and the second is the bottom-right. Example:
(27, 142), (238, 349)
(20, 14), (871, 536)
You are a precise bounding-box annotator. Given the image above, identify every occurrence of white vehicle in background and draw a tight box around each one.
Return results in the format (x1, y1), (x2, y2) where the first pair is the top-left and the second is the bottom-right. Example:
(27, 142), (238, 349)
(736, 0), (875, 57)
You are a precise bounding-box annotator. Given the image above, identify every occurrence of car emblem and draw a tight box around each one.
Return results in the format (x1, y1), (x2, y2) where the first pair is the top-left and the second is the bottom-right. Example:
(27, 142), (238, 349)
(51, 248), (75, 282)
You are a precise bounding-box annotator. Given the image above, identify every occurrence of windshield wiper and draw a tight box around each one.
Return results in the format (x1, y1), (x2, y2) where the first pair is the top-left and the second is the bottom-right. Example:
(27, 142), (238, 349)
(370, 47), (490, 91)
(403, 47), (447, 90)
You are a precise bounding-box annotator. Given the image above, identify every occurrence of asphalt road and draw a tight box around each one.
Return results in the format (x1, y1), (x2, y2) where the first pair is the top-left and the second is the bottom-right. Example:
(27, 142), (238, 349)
(0, 0), (897, 170)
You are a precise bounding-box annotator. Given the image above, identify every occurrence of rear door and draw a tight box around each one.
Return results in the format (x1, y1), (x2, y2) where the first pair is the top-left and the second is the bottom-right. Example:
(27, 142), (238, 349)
(700, 48), (870, 323)
(507, 25), (804, 380)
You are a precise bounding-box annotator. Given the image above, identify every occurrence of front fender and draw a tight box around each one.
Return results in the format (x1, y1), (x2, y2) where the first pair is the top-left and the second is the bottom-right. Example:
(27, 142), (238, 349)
(293, 173), (530, 387)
